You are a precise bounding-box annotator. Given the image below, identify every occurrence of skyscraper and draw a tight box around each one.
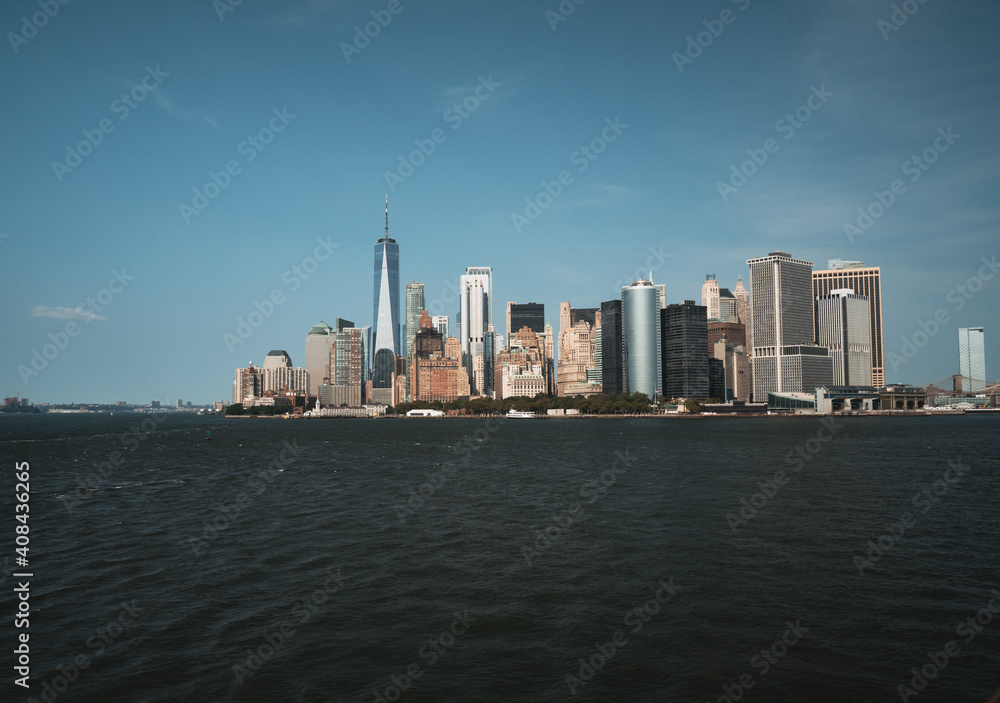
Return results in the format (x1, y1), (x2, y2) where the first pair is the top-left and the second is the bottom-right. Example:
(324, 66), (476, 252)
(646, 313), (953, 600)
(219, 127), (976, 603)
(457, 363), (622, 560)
(557, 302), (601, 397)
(702, 275), (720, 321)
(733, 275), (751, 340)
(661, 301), (709, 399)
(959, 327), (986, 391)
(372, 199), (401, 403)
(506, 302), (545, 337)
(621, 279), (662, 399)
(816, 290), (872, 386)
(304, 322), (334, 396)
(601, 300), (624, 396)
(748, 252), (832, 400)
(431, 315), (449, 339)
(405, 282), (425, 402)
(459, 267), (493, 388)
(812, 262), (885, 388)
(323, 326), (366, 407)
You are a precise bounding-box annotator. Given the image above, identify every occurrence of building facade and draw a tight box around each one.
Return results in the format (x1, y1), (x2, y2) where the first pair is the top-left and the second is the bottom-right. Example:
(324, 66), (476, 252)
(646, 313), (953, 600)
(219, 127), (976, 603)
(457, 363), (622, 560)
(748, 252), (831, 400)
(661, 301), (709, 399)
(372, 200), (401, 404)
(959, 327), (986, 391)
(557, 302), (602, 397)
(404, 282), (425, 402)
(816, 290), (872, 387)
(507, 302), (545, 337)
(601, 300), (624, 396)
(304, 322), (334, 396)
(622, 280), (662, 399)
(812, 262), (885, 388)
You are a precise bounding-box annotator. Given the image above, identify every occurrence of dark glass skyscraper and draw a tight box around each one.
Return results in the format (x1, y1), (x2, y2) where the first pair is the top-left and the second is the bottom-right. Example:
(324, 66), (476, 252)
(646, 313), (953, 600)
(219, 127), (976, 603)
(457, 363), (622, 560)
(508, 302), (545, 335)
(601, 300), (624, 396)
(661, 301), (709, 399)
(372, 199), (400, 393)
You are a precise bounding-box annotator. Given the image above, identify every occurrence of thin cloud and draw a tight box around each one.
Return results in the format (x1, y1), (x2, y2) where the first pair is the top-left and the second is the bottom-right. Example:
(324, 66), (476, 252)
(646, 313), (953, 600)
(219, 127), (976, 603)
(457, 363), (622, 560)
(32, 306), (106, 321)
(151, 89), (219, 129)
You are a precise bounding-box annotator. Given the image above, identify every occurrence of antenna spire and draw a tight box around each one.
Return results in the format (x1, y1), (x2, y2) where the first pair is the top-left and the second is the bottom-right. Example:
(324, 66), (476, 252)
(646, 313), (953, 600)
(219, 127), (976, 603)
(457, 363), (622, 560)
(384, 195), (389, 237)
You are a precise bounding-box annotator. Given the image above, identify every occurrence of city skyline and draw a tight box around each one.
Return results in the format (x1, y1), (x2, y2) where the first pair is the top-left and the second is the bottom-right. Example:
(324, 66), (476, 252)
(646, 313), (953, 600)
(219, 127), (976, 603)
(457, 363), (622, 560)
(3, 1), (999, 404)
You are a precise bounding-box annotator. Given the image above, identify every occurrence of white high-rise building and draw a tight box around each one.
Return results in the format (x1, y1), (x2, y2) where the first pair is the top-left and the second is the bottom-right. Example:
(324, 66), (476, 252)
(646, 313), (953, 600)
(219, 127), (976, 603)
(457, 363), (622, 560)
(459, 267), (493, 386)
(748, 252), (833, 400)
(621, 279), (662, 399)
(816, 290), (872, 387)
(702, 275), (720, 321)
(959, 327), (986, 392)
(431, 315), (449, 340)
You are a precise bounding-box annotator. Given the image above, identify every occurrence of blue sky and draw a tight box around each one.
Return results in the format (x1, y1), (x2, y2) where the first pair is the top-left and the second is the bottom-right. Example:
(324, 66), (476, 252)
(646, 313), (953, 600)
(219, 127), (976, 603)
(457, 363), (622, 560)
(2, 0), (998, 404)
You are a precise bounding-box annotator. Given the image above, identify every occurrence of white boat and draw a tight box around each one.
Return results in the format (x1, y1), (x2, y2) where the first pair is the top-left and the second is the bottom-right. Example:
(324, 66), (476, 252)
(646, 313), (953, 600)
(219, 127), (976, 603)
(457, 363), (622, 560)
(506, 409), (536, 419)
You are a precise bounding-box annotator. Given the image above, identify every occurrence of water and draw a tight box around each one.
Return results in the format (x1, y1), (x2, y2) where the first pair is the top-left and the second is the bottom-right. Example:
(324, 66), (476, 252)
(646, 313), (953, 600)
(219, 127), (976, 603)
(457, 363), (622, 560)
(2, 414), (999, 702)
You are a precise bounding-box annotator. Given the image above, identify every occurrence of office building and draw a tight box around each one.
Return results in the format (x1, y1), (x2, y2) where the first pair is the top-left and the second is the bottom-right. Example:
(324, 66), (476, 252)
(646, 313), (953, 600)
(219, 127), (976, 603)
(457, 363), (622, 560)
(749, 251), (833, 400)
(702, 275), (720, 321)
(495, 326), (550, 400)
(558, 302), (602, 397)
(959, 327), (986, 391)
(507, 302), (545, 337)
(431, 315), (449, 339)
(622, 279), (662, 399)
(812, 262), (885, 387)
(459, 267), (493, 387)
(261, 350), (309, 396)
(233, 363), (263, 405)
(372, 199), (401, 404)
(711, 338), (751, 403)
(411, 314), (471, 403)
(816, 290), (872, 387)
(322, 326), (366, 407)
(661, 301), (709, 399)
(305, 322), (334, 396)
(708, 322), (747, 353)
(405, 282), (425, 402)
(601, 300), (624, 396)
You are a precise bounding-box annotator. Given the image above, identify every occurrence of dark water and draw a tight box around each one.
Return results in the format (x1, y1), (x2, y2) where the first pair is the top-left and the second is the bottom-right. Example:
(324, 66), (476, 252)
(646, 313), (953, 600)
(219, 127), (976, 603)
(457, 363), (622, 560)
(2, 413), (999, 703)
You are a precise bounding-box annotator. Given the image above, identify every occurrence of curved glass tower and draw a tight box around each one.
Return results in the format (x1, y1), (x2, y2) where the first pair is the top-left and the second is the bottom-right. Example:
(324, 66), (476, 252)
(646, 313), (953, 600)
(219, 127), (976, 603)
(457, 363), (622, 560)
(372, 199), (400, 392)
(622, 279), (662, 399)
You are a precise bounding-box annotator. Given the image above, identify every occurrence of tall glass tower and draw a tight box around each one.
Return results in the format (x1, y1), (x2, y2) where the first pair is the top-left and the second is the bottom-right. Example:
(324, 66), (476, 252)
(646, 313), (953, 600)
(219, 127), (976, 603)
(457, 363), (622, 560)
(959, 327), (986, 391)
(372, 198), (400, 395)
(405, 282), (425, 401)
(621, 279), (662, 399)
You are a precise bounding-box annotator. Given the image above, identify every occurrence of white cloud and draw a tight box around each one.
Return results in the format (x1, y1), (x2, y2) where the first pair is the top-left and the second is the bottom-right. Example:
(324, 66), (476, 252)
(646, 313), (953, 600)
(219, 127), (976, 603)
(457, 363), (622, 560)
(31, 306), (106, 321)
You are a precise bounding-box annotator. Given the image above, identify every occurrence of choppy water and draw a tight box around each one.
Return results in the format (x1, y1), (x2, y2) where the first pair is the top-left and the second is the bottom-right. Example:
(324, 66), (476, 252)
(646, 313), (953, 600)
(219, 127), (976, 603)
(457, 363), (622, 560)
(1, 413), (999, 702)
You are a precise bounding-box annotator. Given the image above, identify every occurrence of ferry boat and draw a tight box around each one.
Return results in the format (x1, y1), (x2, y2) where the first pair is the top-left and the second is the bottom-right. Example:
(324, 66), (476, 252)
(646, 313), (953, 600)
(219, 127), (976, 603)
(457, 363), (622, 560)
(506, 409), (536, 419)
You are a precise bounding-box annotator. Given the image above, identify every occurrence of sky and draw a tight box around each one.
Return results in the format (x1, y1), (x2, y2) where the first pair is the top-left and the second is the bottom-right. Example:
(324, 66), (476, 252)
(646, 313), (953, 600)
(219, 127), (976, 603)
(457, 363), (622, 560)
(1, 0), (998, 405)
